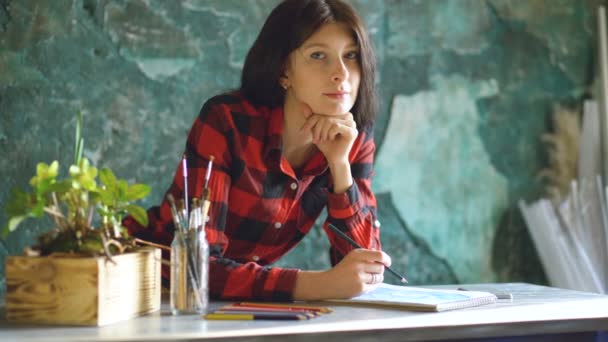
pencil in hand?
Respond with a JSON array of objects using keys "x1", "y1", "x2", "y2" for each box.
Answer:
[{"x1": 327, "y1": 223, "x2": 408, "y2": 284}]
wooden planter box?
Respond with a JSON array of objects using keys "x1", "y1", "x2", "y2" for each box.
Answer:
[{"x1": 5, "y1": 247, "x2": 162, "y2": 326}]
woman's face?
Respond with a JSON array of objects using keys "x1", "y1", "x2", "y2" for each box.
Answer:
[{"x1": 283, "y1": 22, "x2": 361, "y2": 116}]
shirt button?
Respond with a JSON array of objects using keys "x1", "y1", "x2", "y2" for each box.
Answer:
[
  {"x1": 290, "y1": 182, "x2": 298, "y2": 190},
  {"x1": 374, "y1": 220, "x2": 381, "y2": 228},
  {"x1": 252, "y1": 255, "x2": 260, "y2": 262},
  {"x1": 274, "y1": 222, "x2": 282, "y2": 229}
]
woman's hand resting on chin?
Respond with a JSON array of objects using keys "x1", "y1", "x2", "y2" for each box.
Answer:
[{"x1": 299, "y1": 104, "x2": 358, "y2": 166}]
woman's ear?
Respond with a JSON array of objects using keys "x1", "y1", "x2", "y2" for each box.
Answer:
[{"x1": 279, "y1": 75, "x2": 290, "y2": 90}]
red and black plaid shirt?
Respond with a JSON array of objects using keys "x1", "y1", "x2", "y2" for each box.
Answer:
[{"x1": 124, "y1": 92, "x2": 380, "y2": 301}]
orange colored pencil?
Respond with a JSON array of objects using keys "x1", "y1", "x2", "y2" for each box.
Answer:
[
  {"x1": 234, "y1": 302, "x2": 332, "y2": 313},
  {"x1": 219, "y1": 305, "x2": 320, "y2": 316}
]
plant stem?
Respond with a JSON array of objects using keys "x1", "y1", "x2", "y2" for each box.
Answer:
[
  {"x1": 43, "y1": 207, "x2": 66, "y2": 229},
  {"x1": 87, "y1": 206, "x2": 94, "y2": 228},
  {"x1": 50, "y1": 193, "x2": 69, "y2": 230}
]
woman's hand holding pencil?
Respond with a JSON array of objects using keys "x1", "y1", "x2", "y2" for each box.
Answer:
[
  {"x1": 325, "y1": 248, "x2": 391, "y2": 293},
  {"x1": 327, "y1": 223, "x2": 408, "y2": 284},
  {"x1": 293, "y1": 248, "x2": 391, "y2": 300},
  {"x1": 293, "y1": 223, "x2": 407, "y2": 301}
]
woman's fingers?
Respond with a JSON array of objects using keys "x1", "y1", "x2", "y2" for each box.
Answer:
[
  {"x1": 305, "y1": 113, "x2": 356, "y2": 142},
  {"x1": 362, "y1": 262, "x2": 385, "y2": 275},
  {"x1": 323, "y1": 248, "x2": 391, "y2": 298},
  {"x1": 345, "y1": 249, "x2": 390, "y2": 286},
  {"x1": 378, "y1": 250, "x2": 392, "y2": 268},
  {"x1": 328, "y1": 122, "x2": 357, "y2": 141},
  {"x1": 367, "y1": 273, "x2": 384, "y2": 285},
  {"x1": 351, "y1": 248, "x2": 392, "y2": 268},
  {"x1": 300, "y1": 114, "x2": 321, "y2": 133},
  {"x1": 320, "y1": 119, "x2": 333, "y2": 141}
]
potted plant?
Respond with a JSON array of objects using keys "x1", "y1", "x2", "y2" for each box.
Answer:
[{"x1": 3, "y1": 112, "x2": 161, "y2": 326}]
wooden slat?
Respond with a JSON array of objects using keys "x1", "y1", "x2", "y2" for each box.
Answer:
[
  {"x1": 6, "y1": 248, "x2": 161, "y2": 326},
  {"x1": 98, "y1": 248, "x2": 162, "y2": 325}
]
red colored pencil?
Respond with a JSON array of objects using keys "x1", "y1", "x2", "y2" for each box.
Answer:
[
  {"x1": 218, "y1": 305, "x2": 319, "y2": 317},
  {"x1": 234, "y1": 302, "x2": 332, "y2": 313}
]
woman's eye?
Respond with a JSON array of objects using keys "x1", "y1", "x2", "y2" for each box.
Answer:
[
  {"x1": 310, "y1": 52, "x2": 325, "y2": 60},
  {"x1": 345, "y1": 51, "x2": 359, "y2": 60}
]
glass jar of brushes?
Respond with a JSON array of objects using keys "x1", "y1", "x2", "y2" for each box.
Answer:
[{"x1": 169, "y1": 195, "x2": 210, "y2": 315}]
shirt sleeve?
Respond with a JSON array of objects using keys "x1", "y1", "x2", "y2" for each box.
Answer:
[
  {"x1": 124, "y1": 96, "x2": 299, "y2": 301},
  {"x1": 322, "y1": 124, "x2": 381, "y2": 265}
]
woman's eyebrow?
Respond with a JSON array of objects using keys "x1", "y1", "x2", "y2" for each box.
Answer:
[{"x1": 300, "y1": 42, "x2": 359, "y2": 50}]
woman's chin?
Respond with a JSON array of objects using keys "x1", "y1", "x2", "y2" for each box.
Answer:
[{"x1": 314, "y1": 104, "x2": 353, "y2": 116}]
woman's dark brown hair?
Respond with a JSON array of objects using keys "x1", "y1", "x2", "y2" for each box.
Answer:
[{"x1": 240, "y1": 0, "x2": 377, "y2": 128}]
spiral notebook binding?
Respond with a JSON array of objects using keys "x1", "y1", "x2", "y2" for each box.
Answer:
[{"x1": 435, "y1": 294, "x2": 498, "y2": 312}]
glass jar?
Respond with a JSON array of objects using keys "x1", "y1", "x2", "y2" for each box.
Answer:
[{"x1": 170, "y1": 229, "x2": 208, "y2": 315}]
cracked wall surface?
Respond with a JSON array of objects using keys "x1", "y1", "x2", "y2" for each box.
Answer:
[{"x1": 0, "y1": 0, "x2": 599, "y2": 294}]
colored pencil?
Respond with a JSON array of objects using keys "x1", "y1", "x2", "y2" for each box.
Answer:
[
  {"x1": 212, "y1": 310, "x2": 315, "y2": 318},
  {"x1": 234, "y1": 302, "x2": 332, "y2": 313},
  {"x1": 204, "y1": 312, "x2": 309, "y2": 320},
  {"x1": 217, "y1": 306, "x2": 318, "y2": 317}
]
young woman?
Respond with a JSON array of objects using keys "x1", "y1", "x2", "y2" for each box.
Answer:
[{"x1": 125, "y1": 0, "x2": 390, "y2": 301}]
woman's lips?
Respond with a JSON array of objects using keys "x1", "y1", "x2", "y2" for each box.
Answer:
[{"x1": 324, "y1": 92, "x2": 349, "y2": 99}]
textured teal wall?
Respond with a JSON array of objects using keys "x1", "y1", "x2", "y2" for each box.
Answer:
[{"x1": 0, "y1": 0, "x2": 598, "y2": 295}]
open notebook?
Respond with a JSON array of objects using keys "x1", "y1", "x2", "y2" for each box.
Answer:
[{"x1": 328, "y1": 283, "x2": 497, "y2": 312}]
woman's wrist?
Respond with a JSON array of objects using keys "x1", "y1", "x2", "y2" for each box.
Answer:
[
  {"x1": 328, "y1": 159, "x2": 352, "y2": 194},
  {"x1": 293, "y1": 270, "x2": 330, "y2": 300}
]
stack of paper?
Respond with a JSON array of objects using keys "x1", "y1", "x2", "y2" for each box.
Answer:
[{"x1": 520, "y1": 100, "x2": 608, "y2": 294}]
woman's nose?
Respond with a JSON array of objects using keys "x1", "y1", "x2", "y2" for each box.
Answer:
[{"x1": 332, "y1": 58, "x2": 349, "y2": 82}]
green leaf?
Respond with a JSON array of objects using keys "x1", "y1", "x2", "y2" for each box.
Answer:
[
  {"x1": 77, "y1": 138, "x2": 84, "y2": 164},
  {"x1": 74, "y1": 111, "x2": 83, "y2": 164},
  {"x1": 80, "y1": 177, "x2": 97, "y2": 192},
  {"x1": 46, "y1": 180, "x2": 72, "y2": 193},
  {"x1": 97, "y1": 188, "x2": 114, "y2": 206},
  {"x1": 1, "y1": 224, "x2": 9, "y2": 239},
  {"x1": 99, "y1": 168, "x2": 118, "y2": 190},
  {"x1": 2, "y1": 215, "x2": 26, "y2": 238},
  {"x1": 125, "y1": 184, "x2": 151, "y2": 201},
  {"x1": 8, "y1": 215, "x2": 26, "y2": 231},
  {"x1": 69, "y1": 164, "x2": 80, "y2": 177},
  {"x1": 126, "y1": 204, "x2": 148, "y2": 227},
  {"x1": 5, "y1": 188, "x2": 30, "y2": 217},
  {"x1": 118, "y1": 180, "x2": 128, "y2": 199},
  {"x1": 89, "y1": 191, "x2": 101, "y2": 204},
  {"x1": 69, "y1": 158, "x2": 98, "y2": 191},
  {"x1": 30, "y1": 202, "x2": 46, "y2": 217},
  {"x1": 30, "y1": 161, "x2": 59, "y2": 187},
  {"x1": 97, "y1": 206, "x2": 111, "y2": 217}
]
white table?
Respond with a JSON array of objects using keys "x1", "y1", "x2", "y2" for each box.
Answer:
[{"x1": 2, "y1": 283, "x2": 608, "y2": 342}]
